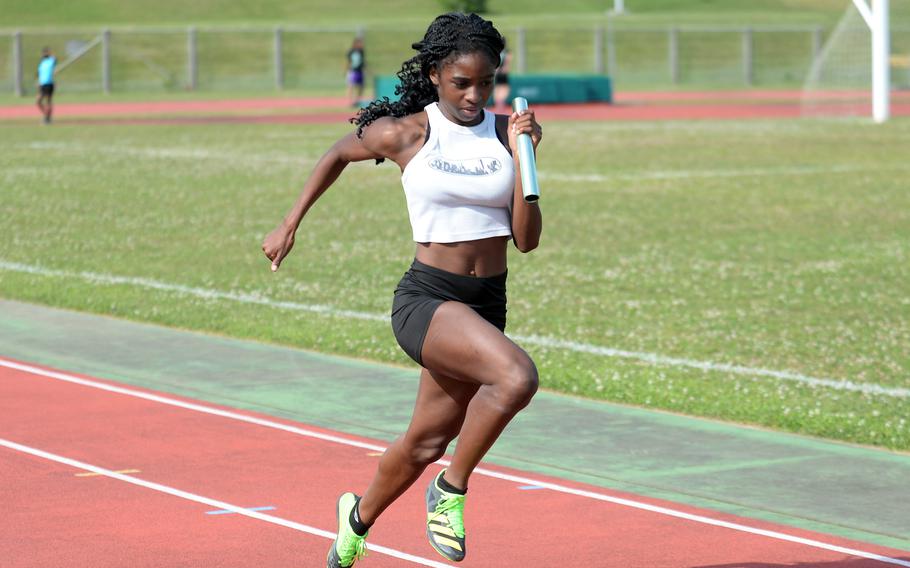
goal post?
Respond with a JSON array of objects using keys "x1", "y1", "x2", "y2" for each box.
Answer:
[
  {"x1": 802, "y1": 0, "x2": 890, "y2": 122},
  {"x1": 852, "y1": 0, "x2": 890, "y2": 122}
]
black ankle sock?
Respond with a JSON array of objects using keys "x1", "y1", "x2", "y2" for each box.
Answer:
[
  {"x1": 438, "y1": 473, "x2": 467, "y2": 495},
  {"x1": 349, "y1": 496, "x2": 370, "y2": 536}
]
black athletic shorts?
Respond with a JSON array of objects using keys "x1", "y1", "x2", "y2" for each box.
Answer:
[
  {"x1": 39, "y1": 83, "x2": 54, "y2": 96},
  {"x1": 495, "y1": 72, "x2": 509, "y2": 85},
  {"x1": 391, "y1": 258, "x2": 507, "y2": 366}
]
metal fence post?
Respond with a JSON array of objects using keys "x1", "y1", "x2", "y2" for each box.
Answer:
[
  {"x1": 516, "y1": 27, "x2": 527, "y2": 73},
  {"x1": 669, "y1": 27, "x2": 679, "y2": 84},
  {"x1": 742, "y1": 27, "x2": 753, "y2": 86},
  {"x1": 102, "y1": 28, "x2": 112, "y2": 93},
  {"x1": 607, "y1": 19, "x2": 616, "y2": 77},
  {"x1": 187, "y1": 26, "x2": 198, "y2": 90},
  {"x1": 594, "y1": 26, "x2": 605, "y2": 74},
  {"x1": 274, "y1": 27, "x2": 284, "y2": 90},
  {"x1": 13, "y1": 31, "x2": 23, "y2": 96}
]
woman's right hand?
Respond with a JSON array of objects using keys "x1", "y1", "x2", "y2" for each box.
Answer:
[{"x1": 261, "y1": 221, "x2": 296, "y2": 272}]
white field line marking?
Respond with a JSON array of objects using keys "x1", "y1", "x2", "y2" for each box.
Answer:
[
  {"x1": 18, "y1": 143, "x2": 910, "y2": 183},
  {"x1": 539, "y1": 163, "x2": 910, "y2": 183},
  {"x1": 0, "y1": 260, "x2": 387, "y2": 323},
  {"x1": 23, "y1": 141, "x2": 311, "y2": 167},
  {"x1": 514, "y1": 334, "x2": 909, "y2": 399},
  {"x1": 0, "y1": 438, "x2": 452, "y2": 568},
  {"x1": 2, "y1": 359, "x2": 909, "y2": 566},
  {"x1": 2, "y1": 259, "x2": 907, "y2": 399}
]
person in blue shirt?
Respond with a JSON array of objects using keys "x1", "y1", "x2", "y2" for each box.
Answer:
[{"x1": 36, "y1": 47, "x2": 57, "y2": 124}]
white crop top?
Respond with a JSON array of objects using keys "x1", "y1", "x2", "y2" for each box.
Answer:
[{"x1": 401, "y1": 102, "x2": 514, "y2": 243}]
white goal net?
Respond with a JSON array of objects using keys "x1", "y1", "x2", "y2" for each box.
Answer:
[{"x1": 801, "y1": 0, "x2": 892, "y2": 121}]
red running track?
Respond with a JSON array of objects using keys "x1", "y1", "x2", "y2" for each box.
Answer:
[
  {"x1": 3, "y1": 91, "x2": 910, "y2": 124},
  {"x1": 1, "y1": 358, "x2": 908, "y2": 568},
  {"x1": 13, "y1": 101, "x2": 910, "y2": 126},
  {"x1": 0, "y1": 96, "x2": 350, "y2": 119}
]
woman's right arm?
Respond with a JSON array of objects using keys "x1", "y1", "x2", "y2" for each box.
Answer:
[{"x1": 261, "y1": 118, "x2": 411, "y2": 271}]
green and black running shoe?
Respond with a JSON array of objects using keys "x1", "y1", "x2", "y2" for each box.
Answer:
[
  {"x1": 327, "y1": 493, "x2": 368, "y2": 568},
  {"x1": 425, "y1": 469, "x2": 466, "y2": 562}
]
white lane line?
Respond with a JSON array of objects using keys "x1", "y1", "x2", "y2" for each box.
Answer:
[
  {"x1": 0, "y1": 358, "x2": 387, "y2": 453},
  {"x1": 2, "y1": 358, "x2": 909, "y2": 566},
  {"x1": 1, "y1": 259, "x2": 906, "y2": 398},
  {"x1": 0, "y1": 438, "x2": 452, "y2": 568}
]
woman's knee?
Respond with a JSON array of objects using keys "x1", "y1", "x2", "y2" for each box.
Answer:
[{"x1": 497, "y1": 355, "x2": 539, "y2": 410}]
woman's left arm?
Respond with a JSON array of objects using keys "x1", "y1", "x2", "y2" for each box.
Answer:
[{"x1": 508, "y1": 109, "x2": 543, "y2": 253}]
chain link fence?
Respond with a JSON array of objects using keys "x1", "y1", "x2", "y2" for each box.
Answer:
[{"x1": 3, "y1": 24, "x2": 908, "y2": 95}]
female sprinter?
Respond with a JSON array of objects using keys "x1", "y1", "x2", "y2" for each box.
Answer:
[{"x1": 261, "y1": 12, "x2": 542, "y2": 567}]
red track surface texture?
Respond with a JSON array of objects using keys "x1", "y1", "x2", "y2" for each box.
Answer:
[
  {"x1": 1, "y1": 360, "x2": 908, "y2": 567},
  {"x1": 2, "y1": 91, "x2": 909, "y2": 124}
]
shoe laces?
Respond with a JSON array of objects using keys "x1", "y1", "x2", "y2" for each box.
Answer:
[
  {"x1": 338, "y1": 531, "x2": 368, "y2": 564},
  {"x1": 430, "y1": 494, "x2": 465, "y2": 538}
]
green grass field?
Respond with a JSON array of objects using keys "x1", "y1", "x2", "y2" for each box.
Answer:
[{"x1": 1, "y1": 116, "x2": 908, "y2": 450}]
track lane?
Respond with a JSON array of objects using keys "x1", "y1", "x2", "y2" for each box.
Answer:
[{"x1": 2, "y1": 360, "x2": 908, "y2": 567}]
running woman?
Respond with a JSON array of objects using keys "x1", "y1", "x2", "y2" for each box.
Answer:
[
  {"x1": 261, "y1": 12, "x2": 543, "y2": 567},
  {"x1": 36, "y1": 47, "x2": 57, "y2": 124}
]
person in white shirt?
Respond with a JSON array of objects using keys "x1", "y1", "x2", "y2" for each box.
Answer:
[{"x1": 262, "y1": 12, "x2": 543, "y2": 567}]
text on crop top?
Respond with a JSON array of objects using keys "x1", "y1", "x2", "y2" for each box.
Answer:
[{"x1": 400, "y1": 102, "x2": 514, "y2": 243}]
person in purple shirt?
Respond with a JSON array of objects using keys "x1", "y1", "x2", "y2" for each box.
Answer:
[{"x1": 346, "y1": 37, "x2": 366, "y2": 107}]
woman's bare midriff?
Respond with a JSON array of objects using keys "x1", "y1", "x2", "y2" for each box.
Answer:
[{"x1": 414, "y1": 236, "x2": 509, "y2": 277}]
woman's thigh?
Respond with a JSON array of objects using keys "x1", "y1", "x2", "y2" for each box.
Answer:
[{"x1": 419, "y1": 301, "x2": 534, "y2": 387}]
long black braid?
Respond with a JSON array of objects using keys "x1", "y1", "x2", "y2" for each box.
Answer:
[{"x1": 351, "y1": 12, "x2": 504, "y2": 142}]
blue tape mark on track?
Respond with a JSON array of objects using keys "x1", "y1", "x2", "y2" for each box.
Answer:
[
  {"x1": 518, "y1": 485, "x2": 546, "y2": 490},
  {"x1": 206, "y1": 505, "x2": 276, "y2": 515}
]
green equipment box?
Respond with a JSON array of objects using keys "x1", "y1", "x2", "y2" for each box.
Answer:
[{"x1": 373, "y1": 74, "x2": 612, "y2": 105}]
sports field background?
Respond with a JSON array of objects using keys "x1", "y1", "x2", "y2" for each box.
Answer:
[
  {"x1": 2, "y1": 0, "x2": 910, "y2": 96},
  {"x1": 2, "y1": 1, "x2": 909, "y2": 453},
  {"x1": 0, "y1": 0, "x2": 885, "y2": 27}
]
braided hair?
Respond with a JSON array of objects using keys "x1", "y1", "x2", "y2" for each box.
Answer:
[{"x1": 352, "y1": 12, "x2": 504, "y2": 140}]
